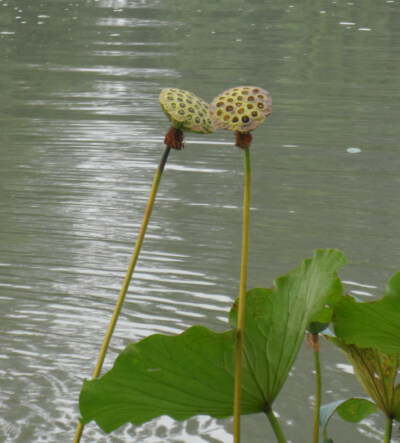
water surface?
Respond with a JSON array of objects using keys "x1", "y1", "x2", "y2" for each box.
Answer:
[{"x1": 1, "y1": 0, "x2": 400, "y2": 441}]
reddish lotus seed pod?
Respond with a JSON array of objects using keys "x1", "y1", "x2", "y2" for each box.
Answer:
[{"x1": 210, "y1": 86, "x2": 272, "y2": 149}]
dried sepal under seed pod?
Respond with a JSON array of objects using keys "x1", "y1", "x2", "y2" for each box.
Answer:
[
  {"x1": 159, "y1": 88, "x2": 214, "y2": 134},
  {"x1": 210, "y1": 86, "x2": 272, "y2": 133}
]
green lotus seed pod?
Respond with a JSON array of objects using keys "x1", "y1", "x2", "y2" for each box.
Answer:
[
  {"x1": 159, "y1": 88, "x2": 214, "y2": 134},
  {"x1": 210, "y1": 86, "x2": 272, "y2": 133}
]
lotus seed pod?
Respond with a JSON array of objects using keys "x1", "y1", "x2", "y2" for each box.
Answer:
[
  {"x1": 159, "y1": 88, "x2": 214, "y2": 134},
  {"x1": 210, "y1": 86, "x2": 272, "y2": 133}
]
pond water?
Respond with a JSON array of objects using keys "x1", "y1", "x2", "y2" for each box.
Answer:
[{"x1": 1, "y1": 0, "x2": 400, "y2": 442}]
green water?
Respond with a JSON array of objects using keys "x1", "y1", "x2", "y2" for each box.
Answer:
[{"x1": 1, "y1": 0, "x2": 400, "y2": 441}]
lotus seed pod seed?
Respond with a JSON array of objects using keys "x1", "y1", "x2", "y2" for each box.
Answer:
[
  {"x1": 210, "y1": 86, "x2": 272, "y2": 133},
  {"x1": 159, "y1": 88, "x2": 214, "y2": 134}
]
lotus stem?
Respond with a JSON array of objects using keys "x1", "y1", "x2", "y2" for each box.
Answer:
[
  {"x1": 210, "y1": 85, "x2": 271, "y2": 441},
  {"x1": 311, "y1": 333, "x2": 322, "y2": 443},
  {"x1": 265, "y1": 405, "x2": 287, "y2": 443},
  {"x1": 384, "y1": 416, "x2": 393, "y2": 443},
  {"x1": 73, "y1": 145, "x2": 171, "y2": 443},
  {"x1": 233, "y1": 146, "x2": 251, "y2": 443}
]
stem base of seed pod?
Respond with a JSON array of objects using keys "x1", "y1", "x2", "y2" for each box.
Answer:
[
  {"x1": 235, "y1": 131, "x2": 253, "y2": 150},
  {"x1": 164, "y1": 126, "x2": 184, "y2": 150},
  {"x1": 307, "y1": 332, "x2": 320, "y2": 352}
]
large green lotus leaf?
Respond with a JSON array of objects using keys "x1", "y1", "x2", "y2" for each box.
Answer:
[
  {"x1": 333, "y1": 272, "x2": 400, "y2": 355},
  {"x1": 79, "y1": 249, "x2": 346, "y2": 433},
  {"x1": 230, "y1": 249, "x2": 346, "y2": 402},
  {"x1": 326, "y1": 335, "x2": 400, "y2": 421},
  {"x1": 79, "y1": 327, "x2": 251, "y2": 433}
]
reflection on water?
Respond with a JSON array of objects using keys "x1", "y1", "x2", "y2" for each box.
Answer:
[{"x1": 1, "y1": 0, "x2": 400, "y2": 441}]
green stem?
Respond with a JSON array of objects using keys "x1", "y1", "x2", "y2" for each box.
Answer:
[
  {"x1": 233, "y1": 147, "x2": 251, "y2": 443},
  {"x1": 384, "y1": 416, "x2": 393, "y2": 443},
  {"x1": 265, "y1": 406, "x2": 287, "y2": 443},
  {"x1": 312, "y1": 333, "x2": 322, "y2": 443},
  {"x1": 73, "y1": 146, "x2": 171, "y2": 443}
]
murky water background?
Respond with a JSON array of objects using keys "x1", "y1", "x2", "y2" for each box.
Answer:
[{"x1": 1, "y1": 0, "x2": 400, "y2": 441}]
